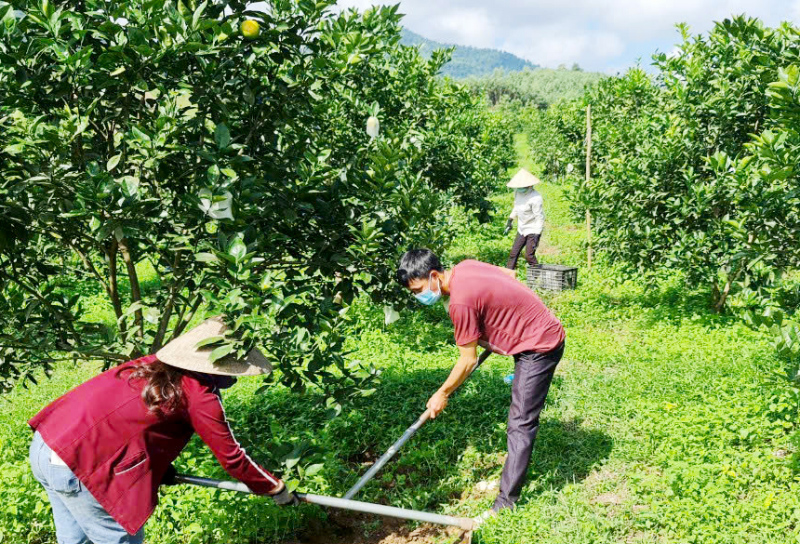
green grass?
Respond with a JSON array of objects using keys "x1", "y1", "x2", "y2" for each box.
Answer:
[{"x1": 2, "y1": 136, "x2": 799, "y2": 543}]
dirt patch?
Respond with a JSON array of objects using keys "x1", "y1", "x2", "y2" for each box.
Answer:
[
  {"x1": 537, "y1": 245, "x2": 560, "y2": 257},
  {"x1": 348, "y1": 449, "x2": 380, "y2": 465},
  {"x1": 457, "y1": 479, "x2": 500, "y2": 503},
  {"x1": 285, "y1": 513, "x2": 470, "y2": 544},
  {"x1": 626, "y1": 530, "x2": 659, "y2": 543},
  {"x1": 585, "y1": 467, "x2": 630, "y2": 511},
  {"x1": 592, "y1": 492, "x2": 624, "y2": 505}
]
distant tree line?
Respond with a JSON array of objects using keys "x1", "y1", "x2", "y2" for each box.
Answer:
[{"x1": 465, "y1": 67, "x2": 605, "y2": 109}]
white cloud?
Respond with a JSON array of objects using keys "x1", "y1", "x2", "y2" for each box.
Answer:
[
  {"x1": 792, "y1": 0, "x2": 800, "y2": 21},
  {"x1": 437, "y1": 7, "x2": 496, "y2": 48},
  {"x1": 501, "y1": 22, "x2": 625, "y2": 68},
  {"x1": 334, "y1": 0, "x2": 798, "y2": 71}
]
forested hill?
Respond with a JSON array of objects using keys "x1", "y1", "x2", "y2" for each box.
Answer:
[
  {"x1": 467, "y1": 67, "x2": 606, "y2": 108},
  {"x1": 401, "y1": 29, "x2": 537, "y2": 78}
]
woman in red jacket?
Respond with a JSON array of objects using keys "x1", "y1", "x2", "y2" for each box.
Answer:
[{"x1": 28, "y1": 317, "x2": 297, "y2": 544}]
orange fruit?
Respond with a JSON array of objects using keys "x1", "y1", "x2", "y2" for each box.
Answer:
[{"x1": 240, "y1": 20, "x2": 260, "y2": 39}]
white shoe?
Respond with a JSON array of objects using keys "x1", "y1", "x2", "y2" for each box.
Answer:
[
  {"x1": 475, "y1": 480, "x2": 499, "y2": 492},
  {"x1": 472, "y1": 508, "x2": 497, "y2": 529}
]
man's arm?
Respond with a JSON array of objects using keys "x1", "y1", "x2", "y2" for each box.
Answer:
[{"x1": 426, "y1": 341, "x2": 478, "y2": 419}]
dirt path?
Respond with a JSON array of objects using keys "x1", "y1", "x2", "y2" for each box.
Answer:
[{"x1": 285, "y1": 513, "x2": 470, "y2": 544}]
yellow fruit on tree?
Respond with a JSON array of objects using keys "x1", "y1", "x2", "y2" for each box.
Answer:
[{"x1": 240, "y1": 20, "x2": 260, "y2": 39}]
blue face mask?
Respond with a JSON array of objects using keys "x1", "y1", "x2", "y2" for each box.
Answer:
[
  {"x1": 515, "y1": 188, "x2": 529, "y2": 194},
  {"x1": 415, "y1": 275, "x2": 442, "y2": 306}
]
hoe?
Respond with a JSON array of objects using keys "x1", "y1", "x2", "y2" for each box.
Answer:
[{"x1": 176, "y1": 349, "x2": 492, "y2": 540}]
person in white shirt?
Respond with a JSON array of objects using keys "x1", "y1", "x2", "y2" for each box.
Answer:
[{"x1": 504, "y1": 169, "x2": 545, "y2": 270}]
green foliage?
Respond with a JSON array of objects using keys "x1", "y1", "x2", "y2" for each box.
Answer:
[
  {"x1": 4, "y1": 157, "x2": 800, "y2": 543},
  {"x1": 0, "y1": 0, "x2": 513, "y2": 393},
  {"x1": 523, "y1": 18, "x2": 800, "y2": 473},
  {"x1": 526, "y1": 17, "x2": 800, "y2": 313},
  {"x1": 467, "y1": 67, "x2": 605, "y2": 109},
  {"x1": 400, "y1": 29, "x2": 537, "y2": 79},
  {"x1": 526, "y1": 96, "x2": 590, "y2": 177}
]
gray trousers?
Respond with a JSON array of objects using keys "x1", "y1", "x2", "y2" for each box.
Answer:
[{"x1": 493, "y1": 341, "x2": 564, "y2": 511}]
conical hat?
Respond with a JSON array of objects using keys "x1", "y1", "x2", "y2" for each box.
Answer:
[
  {"x1": 507, "y1": 168, "x2": 542, "y2": 188},
  {"x1": 156, "y1": 316, "x2": 272, "y2": 377}
]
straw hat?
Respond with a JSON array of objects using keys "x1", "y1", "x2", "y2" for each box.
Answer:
[
  {"x1": 507, "y1": 168, "x2": 542, "y2": 189},
  {"x1": 156, "y1": 316, "x2": 272, "y2": 376}
]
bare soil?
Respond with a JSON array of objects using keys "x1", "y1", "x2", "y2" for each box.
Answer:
[{"x1": 285, "y1": 512, "x2": 470, "y2": 544}]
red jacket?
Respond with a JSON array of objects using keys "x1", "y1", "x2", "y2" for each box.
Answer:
[{"x1": 28, "y1": 355, "x2": 281, "y2": 534}]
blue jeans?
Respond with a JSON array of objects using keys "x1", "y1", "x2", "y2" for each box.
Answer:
[{"x1": 29, "y1": 431, "x2": 145, "y2": 544}]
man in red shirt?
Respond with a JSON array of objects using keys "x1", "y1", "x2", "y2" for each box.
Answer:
[{"x1": 396, "y1": 249, "x2": 565, "y2": 519}]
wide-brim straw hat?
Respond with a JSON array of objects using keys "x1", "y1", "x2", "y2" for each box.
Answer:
[
  {"x1": 507, "y1": 168, "x2": 542, "y2": 189},
  {"x1": 156, "y1": 316, "x2": 272, "y2": 377}
]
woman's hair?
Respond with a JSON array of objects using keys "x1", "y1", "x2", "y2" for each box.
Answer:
[
  {"x1": 396, "y1": 249, "x2": 444, "y2": 287},
  {"x1": 118, "y1": 359, "x2": 186, "y2": 417}
]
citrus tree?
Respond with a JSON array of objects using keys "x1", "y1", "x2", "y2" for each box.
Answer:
[
  {"x1": 528, "y1": 17, "x2": 800, "y2": 312},
  {"x1": 0, "y1": 0, "x2": 513, "y2": 393}
]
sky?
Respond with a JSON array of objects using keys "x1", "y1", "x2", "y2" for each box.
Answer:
[{"x1": 335, "y1": 0, "x2": 800, "y2": 73}]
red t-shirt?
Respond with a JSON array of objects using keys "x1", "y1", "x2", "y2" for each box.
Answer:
[{"x1": 448, "y1": 260, "x2": 565, "y2": 355}]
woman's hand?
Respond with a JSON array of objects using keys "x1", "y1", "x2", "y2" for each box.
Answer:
[
  {"x1": 269, "y1": 480, "x2": 300, "y2": 506},
  {"x1": 161, "y1": 464, "x2": 178, "y2": 486}
]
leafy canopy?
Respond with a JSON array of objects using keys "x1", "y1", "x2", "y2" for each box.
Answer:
[{"x1": 0, "y1": 0, "x2": 514, "y2": 394}]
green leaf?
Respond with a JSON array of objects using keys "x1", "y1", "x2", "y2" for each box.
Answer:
[
  {"x1": 209, "y1": 343, "x2": 234, "y2": 363},
  {"x1": 207, "y1": 165, "x2": 220, "y2": 184},
  {"x1": 122, "y1": 301, "x2": 144, "y2": 318},
  {"x1": 214, "y1": 123, "x2": 231, "y2": 149},
  {"x1": 191, "y1": 1, "x2": 207, "y2": 31},
  {"x1": 195, "y1": 335, "x2": 226, "y2": 348},
  {"x1": 121, "y1": 176, "x2": 139, "y2": 197},
  {"x1": 144, "y1": 307, "x2": 160, "y2": 324},
  {"x1": 131, "y1": 126, "x2": 150, "y2": 143},
  {"x1": 106, "y1": 154, "x2": 121, "y2": 172},
  {"x1": 195, "y1": 252, "x2": 218, "y2": 263},
  {"x1": 228, "y1": 239, "x2": 247, "y2": 262},
  {"x1": 305, "y1": 463, "x2": 324, "y2": 476}
]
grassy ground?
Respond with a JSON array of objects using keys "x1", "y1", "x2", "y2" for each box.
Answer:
[{"x1": 2, "y1": 136, "x2": 799, "y2": 543}]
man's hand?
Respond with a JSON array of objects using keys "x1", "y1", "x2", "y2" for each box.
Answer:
[
  {"x1": 427, "y1": 342, "x2": 478, "y2": 419},
  {"x1": 500, "y1": 268, "x2": 517, "y2": 279},
  {"x1": 427, "y1": 390, "x2": 449, "y2": 419},
  {"x1": 270, "y1": 481, "x2": 300, "y2": 506}
]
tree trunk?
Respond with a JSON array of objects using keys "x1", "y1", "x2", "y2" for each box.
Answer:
[
  {"x1": 116, "y1": 237, "x2": 144, "y2": 340},
  {"x1": 106, "y1": 241, "x2": 128, "y2": 342}
]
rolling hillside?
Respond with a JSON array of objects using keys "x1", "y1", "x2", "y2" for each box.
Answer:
[{"x1": 401, "y1": 29, "x2": 537, "y2": 79}]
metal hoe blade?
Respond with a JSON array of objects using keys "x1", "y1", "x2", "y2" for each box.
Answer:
[
  {"x1": 175, "y1": 474, "x2": 474, "y2": 531},
  {"x1": 343, "y1": 349, "x2": 492, "y2": 500}
]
